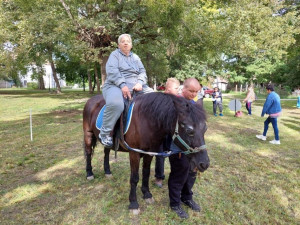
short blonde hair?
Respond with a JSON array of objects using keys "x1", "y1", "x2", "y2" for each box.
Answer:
[{"x1": 166, "y1": 78, "x2": 180, "y2": 88}]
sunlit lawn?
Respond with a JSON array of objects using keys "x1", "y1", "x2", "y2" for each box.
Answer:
[{"x1": 0, "y1": 89, "x2": 299, "y2": 224}]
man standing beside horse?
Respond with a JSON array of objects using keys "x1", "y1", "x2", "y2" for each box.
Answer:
[
  {"x1": 168, "y1": 78, "x2": 206, "y2": 219},
  {"x1": 154, "y1": 78, "x2": 181, "y2": 188}
]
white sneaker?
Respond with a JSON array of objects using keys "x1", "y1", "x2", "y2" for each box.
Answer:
[
  {"x1": 256, "y1": 135, "x2": 266, "y2": 141},
  {"x1": 269, "y1": 140, "x2": 280, "y2": 145}
]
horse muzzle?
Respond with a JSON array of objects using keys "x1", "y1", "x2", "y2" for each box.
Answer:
[
  {"x1": 197, "y1": 160, "x2": 210, "y2": 172},
  {"x1": 190, "y1": 149, "x2": 210, "y2": 172}
]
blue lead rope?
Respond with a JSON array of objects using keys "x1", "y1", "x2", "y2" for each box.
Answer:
[
  {"x1": 123, "y1": 141, "x2": 181, "y2": 157},
  {"x1": 122, "y1": 119, "x2": 206, "y2": 156}
]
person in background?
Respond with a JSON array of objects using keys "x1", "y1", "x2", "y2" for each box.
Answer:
[
  {"x1": 168, "y1": 78, "x2": 202, "y2": 219},
  {"x1": 256, "y1": 84, "x2": 282, "y2": 145},
  {"x1": 154, "y1": 78, "x2": 180, "y2": 188},
  {"x1": 196, "y1": 83, "x2": 205, "y2": 107},
  {"x1": 212, "y1": 87, "x2": 223, "y2": 116},
  {"x1": 99, "y1": 34, "x2": 153, "y2": 147},
  {"x1": 243, "y1": 86, "x2": 256, "y2": 115}
]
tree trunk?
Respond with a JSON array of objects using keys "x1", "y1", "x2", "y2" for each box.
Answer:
[
  {"x1": 92, "y1": 74, "x2": 96, "y2": 92},
  {"x1": 145, "y1": 52, "x2": 153, "y2": 87},
  {"x1": 82, "y1": 75, "x2": 85, "y2": 91},
  {"x1": 94, "y1": 63, "x2": 100, "y2": 93},
  {"x1": 99, "y1": 55, "x2": 108, "y2": 87},
  {"x1": 88, "y1": 68, "x2": 93, "y2": 94},
  {"x1": 49, "y1": 56, "x2": 61, "y2": 93},
  {"x1": 38, "y1": 74, "x2": 45, "y2": 90}
]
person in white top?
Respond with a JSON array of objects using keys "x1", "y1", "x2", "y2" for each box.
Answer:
[{"x1": 196, "y1": 84, "x2": 205, "y2": 107}]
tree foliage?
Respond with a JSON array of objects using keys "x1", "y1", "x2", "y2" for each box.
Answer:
[{"x1": 0, "y1": 0, "x2": 299, "y2": 90}]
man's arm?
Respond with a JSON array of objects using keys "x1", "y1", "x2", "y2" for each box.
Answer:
[{"x1": 261, "y1": 95, "x2": 273, "y2": 117}]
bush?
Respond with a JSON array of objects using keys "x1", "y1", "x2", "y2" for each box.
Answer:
[{"x1": 27, "y1": 82, "x2": 38, "y2": 89}]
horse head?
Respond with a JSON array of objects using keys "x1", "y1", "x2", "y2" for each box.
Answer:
[
  {"x1": 136, "y1": 92, "x2": 210, "y2": 172},
  {"x1": 173, "y1": 97, "x2": 210, "y2": 172}
]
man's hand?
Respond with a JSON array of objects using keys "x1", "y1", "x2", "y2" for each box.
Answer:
[
  {"x1": 133, "y1": 83, "x2": 142, "y2": 92},
  {"x1": 121, "y1": 86, "x2": 132, "y2": 100}
]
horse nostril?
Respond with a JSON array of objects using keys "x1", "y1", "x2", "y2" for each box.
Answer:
[{"x1": 200, "y1": 163, "x2": 209, "y2": 170}]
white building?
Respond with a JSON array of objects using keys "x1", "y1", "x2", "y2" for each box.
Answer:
[
  {"x1": 20, "y1": 63, "x2": 66, "y2": 88},
  {"x1": 213, "y1": 77, "x2": 228, "y2": 91}
]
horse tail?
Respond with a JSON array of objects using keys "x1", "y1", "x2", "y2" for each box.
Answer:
[{"x1": 91, "y1": 134, "x2": 97, "y2": 153}]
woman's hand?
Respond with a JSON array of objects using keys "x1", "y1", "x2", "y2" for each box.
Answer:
[
  {"x1": 133, "y1": 83, "x2": 142, "y2": 92},
  {"x1": 121, "y1": 86, "x2": 132, "y2": 100}
]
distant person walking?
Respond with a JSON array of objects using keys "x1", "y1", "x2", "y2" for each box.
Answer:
[
  {"x1": 256, "y1": 84, "x2": 282, "y2": 145},
  {"x1": 243, "y1": 86, "x2": 256, "y2": 115}
]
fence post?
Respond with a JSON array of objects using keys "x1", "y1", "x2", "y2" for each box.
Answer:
[{"x1": 30, "y1": 109, "x2": 33, "y2": 141}]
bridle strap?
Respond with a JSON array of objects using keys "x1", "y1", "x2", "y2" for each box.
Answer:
[
  {"x1": 121, "y1": 119, "x2": 206, "y2": 156},
  {"x1": 172, "y1": 119, "x2": 206, "y2": 155}
]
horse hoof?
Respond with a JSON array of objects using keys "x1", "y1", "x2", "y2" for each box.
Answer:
[
  {"x1": 86, "y1": 175, "x2": 94, "y2": 180},
  {"x1": 105, "y1": 174, "x2": 113, "y2": 178},
  {"x1": 130, "y1": 208, "x2": 140, "y2": 215},
  {"x1": 145, "y1": 197, "x2": 155, "y2": 204}
]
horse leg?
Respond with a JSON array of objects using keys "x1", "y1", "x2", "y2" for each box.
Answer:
[
  {"x1": 84, "y1": 130, "x2": 96, "y2": 180},
  {"x1": 128, "y1": 152, "x2": 141, "y2": 214},
  {"x1": 141, "y1": 155, "x2": 154, "y2": 204},
  {"x1": 104, "y1": 147, "x2": 112, "y2": 177}
]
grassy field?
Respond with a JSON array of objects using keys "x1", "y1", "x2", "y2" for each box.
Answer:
[{"x1": 0, "y1": 89, "x2": 299, "y2": 224}]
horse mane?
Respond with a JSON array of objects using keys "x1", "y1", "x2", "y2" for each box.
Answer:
[{"x1": 135, "y1": 92, "x2": 206, "y2": 133}]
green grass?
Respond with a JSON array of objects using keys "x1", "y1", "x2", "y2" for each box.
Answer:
[{"x1": 0, "y1": 90, "x2": 299, "y2": 224}]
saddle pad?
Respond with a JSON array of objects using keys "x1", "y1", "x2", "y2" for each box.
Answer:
[
  {"x1": 96, "y1": 102, "x2": 135, "y2": 134},
  {"x1": 124, "y1": 102, "x2": 135, "y2": 135},
  {"x1": 96, "y1": 105, "x2": 106, "y2": 130}
]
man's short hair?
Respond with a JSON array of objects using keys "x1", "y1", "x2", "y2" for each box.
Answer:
[
  {"x1": 118, "y1": 34, "x2": 132, "y2": 44},
  {"x1": 266, "y1": 84, "x2": 274, "y2": 91},
  {"x1": 183, "y1": 78, "x2": 199, "y2": 88}
]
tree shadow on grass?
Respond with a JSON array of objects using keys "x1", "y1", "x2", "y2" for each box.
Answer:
[
  {"x1": 282, "y1": 122, "x2": 300, "y2": 132},
  {"x1": 0, "y1": 89, "x2": 98, "y2": 100},
  {"x1": 281, "y1": 117, "x2": 300, "y2": 132}
]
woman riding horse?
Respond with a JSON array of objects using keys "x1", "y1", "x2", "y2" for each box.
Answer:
[
  {"x1": 99, "y1": 33, "x2": 152, "y2": 147},
  {"x1": 83, "y1": 91, "x2": 210, "y2": 216}
]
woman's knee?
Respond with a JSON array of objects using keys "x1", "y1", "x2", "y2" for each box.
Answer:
[{"x1": 107, "y1": 99, "x2": 124, "y2": 113}]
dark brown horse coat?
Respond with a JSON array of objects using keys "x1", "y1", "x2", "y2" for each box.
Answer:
[{"x1": 83, "y1": 92, "x2": 209, "y2": 211}]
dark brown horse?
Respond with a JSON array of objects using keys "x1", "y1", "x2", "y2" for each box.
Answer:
[{"x1": 83, "y1": 92, "x2": 209, "y2": 214}]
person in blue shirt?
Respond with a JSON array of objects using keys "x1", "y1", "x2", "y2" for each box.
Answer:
[
  {"x1": 99, "y1": 34, "x2": 153, "y2": 147},
  {"x1": 256, "y1": 84, "x2": 282, "y2": 145}
]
